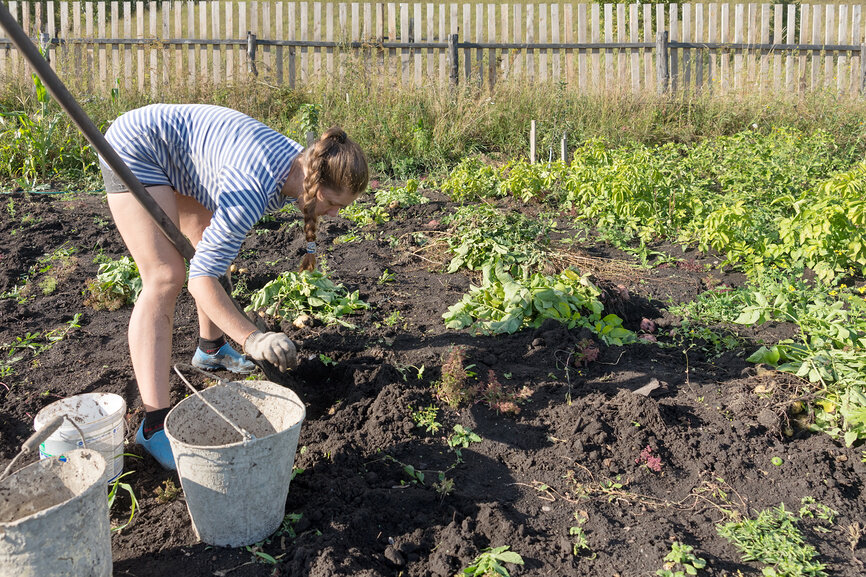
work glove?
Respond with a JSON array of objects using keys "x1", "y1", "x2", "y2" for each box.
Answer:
[{"x1": 243, "y1": 331, "x2": 297, "y2": 372}]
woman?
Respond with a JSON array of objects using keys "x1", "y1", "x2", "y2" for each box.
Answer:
[{"x1": 100, "y1": 103, "x2": 368, "y2": 469}]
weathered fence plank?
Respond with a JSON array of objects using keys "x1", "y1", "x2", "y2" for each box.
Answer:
[{"x1": 5, "y1": 2, "x2": 866, "y2": 97}]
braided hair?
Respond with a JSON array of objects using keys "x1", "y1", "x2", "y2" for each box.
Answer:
[{"x1": 299, "y1": 126, "x2": 368, "y2": 271}]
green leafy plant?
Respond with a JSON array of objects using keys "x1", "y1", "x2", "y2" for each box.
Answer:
[
  {"x1": 569, "y1": 512, "x2": 593, "y2": 557},
  {"x1": 377, "y1": 269, "x2": 396, "y2": 284},
  {"x1": 375, "y1": 178, "x2": 429, "y2": 208},
  {"x1": 442, "y1": 204, "x2": 551, "y2": 273},
  {"x1": 717, "y1": 503, "x2": 827, "y2": 577},
  {"x1": 383, "y1": 310, "x2": 403, "y2": 327},
  {"x1": 656, "y1": 542, "x2": 707, "y2": 577},
  {"x1": 439, "y1": 157, "x2": 500, "y2": 202},
  {"x1": 798, "y1": 497, "x2": 838, "y2": 533},
  {"x1": 246, "y1": 270, "x2": 369, "y2": 328},
  {"x1": 296, "y1": 103, "x2": 321, "y2": 137},
  {"x1": 84, "y1": 256, "x2": 142, "y2": 310},
  {"x1": 462, "y1": 546, "x2": 524, "y2": 577},
  {"x1": 277, "y1": 512, "x2": 305, "y2": 538},
  {"x1": 339, "y1": 202, "x2": 390, "y2": 226},
  {"x1": 447, "y1": 424, "x2": 482, "y2": 461},
  {"x1": 444, "y1": 265, "x2": 633, "y2": 345},
  {"x1": 733, "y1": 278, "x2": 866, "y2": 445}
]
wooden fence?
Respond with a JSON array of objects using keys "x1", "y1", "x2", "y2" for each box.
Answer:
[{"x1": 2, "y1": 2, "x2": 866, "y2": 97}]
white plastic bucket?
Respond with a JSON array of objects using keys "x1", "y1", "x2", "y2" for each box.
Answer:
[
  {"x1": 165, "y1": 379, "x2": 306, "y2": 547},
  {"x1": 33, "y1": 393, "x2": 127, "y2": 485},
  {"x1": 0, "y1": 449, "x2": 112, "y2": 577}
]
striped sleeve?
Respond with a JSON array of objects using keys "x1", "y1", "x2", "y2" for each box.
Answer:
[{"x1": 188, "y1": 167, "x2": 270, "y2": 279}]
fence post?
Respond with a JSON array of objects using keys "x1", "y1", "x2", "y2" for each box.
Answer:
[
  {"x1": 39, "y1": 31, "x2": 51, "y2": 65},
  {"x1": 560, "y1": 132, "x2": 567, "y2": 163},
  {"x1": 656, "y1": 31, "x2": 669, "y2": 94},
  {"x1": 861, "y1": 44, "x2": 866, "y2": 95},
  {"x1": 247, "y1": 31, "x2": 258, "y2": 77},
  {"x1": 448, "y1": 33, "x2": 459, "y2": 85}
]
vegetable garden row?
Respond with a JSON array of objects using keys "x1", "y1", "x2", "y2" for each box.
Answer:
[{"x1": 1, "y1": 120, "x2": 865, "y2": 575}]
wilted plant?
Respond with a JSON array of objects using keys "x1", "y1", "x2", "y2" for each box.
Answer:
[
  {"x1": 481, "y1": 370, "x2": 531, "y2": 415},
  {"x1": 154, "y1": 479, "x2": 181, "y2": 504},
  {"x1": 435, "y1": 346, "x2": 475, "y2": 409},
  {"x1": 636, "y1": 446, "x2": 663, "y2": 473},
  {"x1": 573, "y1": 338, "x2": 600, "y2": 367}
]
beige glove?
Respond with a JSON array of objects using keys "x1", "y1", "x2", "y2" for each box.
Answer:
[{"x1": 243, "y1": 331, "x2": 297, "y2": 372}]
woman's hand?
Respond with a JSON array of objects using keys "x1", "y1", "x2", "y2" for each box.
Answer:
[{"x1": 243, "y1": 331, "x2": 298, "y2": 372}]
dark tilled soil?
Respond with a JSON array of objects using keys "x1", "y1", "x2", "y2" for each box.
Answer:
[{"x1": 0, "y1": 190, "x2": 864, "y2": 577}]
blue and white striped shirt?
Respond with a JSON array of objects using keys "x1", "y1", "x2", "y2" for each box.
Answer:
[{"x1": 102, "y1": 104, "x2": 304, "y2": 279}]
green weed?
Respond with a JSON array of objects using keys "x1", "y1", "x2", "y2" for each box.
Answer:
[
  {"x1": 461, "y1": 546, "x2": 524, "y2": 577},
  {"x1": 108, "y1": 471, "x2": 138, "y2": 532},
  {"x1": 656, "y1": 542, "x2": 707, "y2": 577},
  {"x1": 410, "y1": 404, "x2": 442, "y2": 434},
  {"x1": 717, "y1": 503, "x2": 827, "y2": 577},
  {"x1": 447, "y1": 424, "x2": 482, "y2": 461}
]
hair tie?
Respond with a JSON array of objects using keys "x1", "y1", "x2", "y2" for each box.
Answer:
[{"x1": 306, "y1": 241, "x2": 317, "y2": 254}]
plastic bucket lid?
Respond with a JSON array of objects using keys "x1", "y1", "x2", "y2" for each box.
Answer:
[{"x1": 33, "y1": 393, "x2": 126, "y2": 484}]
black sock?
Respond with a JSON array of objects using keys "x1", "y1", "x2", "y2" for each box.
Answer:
[
  {"x1": 198, "y1": 335, "x2": 227, "y2": 355},
  {"x1": 142, "y1": 408, "x2": 171, "y2": 440}
]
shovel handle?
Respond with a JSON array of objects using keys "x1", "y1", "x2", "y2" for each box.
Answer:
[
  {"x1": 23, "y1": 415, "x2": 66, "y2": 453},
  {"x1": 0, "y1": 415, "x2": 88, "y2": 482}
]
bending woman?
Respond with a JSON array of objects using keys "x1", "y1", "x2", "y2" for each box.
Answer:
[{"x1": 100, "y1": 103, "x2": 368, "y2": 469}]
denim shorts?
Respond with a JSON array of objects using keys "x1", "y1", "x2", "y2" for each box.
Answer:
[{"x1": 99, "y1": 159, "x2": 164, "y2": 194}]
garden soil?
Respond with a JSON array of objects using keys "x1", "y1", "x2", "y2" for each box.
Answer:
[{"x1": 0, "y1": 189, "x2": 864, "y2": 577}]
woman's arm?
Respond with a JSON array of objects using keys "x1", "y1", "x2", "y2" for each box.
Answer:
[
  {"x1": 188, "y1": 275, "x2": 297, "y2": 371},
  {"x1": 187, "y1": 275, "x2": 258, "y2": 344}
]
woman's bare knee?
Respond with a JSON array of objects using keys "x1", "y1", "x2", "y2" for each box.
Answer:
[{"x1": 139, "y1": 261, "x2": 186, "y2": 299}]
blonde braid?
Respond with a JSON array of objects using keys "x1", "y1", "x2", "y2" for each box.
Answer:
[
  {"x1": 298, "y1": 126, "x2": 369, "y2": 271},
  {"x1": 299, "y1": 148, "x2": 323, "y2": 272}
]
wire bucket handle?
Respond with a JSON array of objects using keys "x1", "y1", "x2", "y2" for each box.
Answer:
[
  {"x1": 173, "y1": 364, "x2": 255, "y2": 443},
  {"x1": 0, "y1": 415, "x2": 87, "y2": 482}
]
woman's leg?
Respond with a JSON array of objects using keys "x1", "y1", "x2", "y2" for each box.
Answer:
[
  {"x1": 107, "y1": 186, "x2": 185, "y2": 412},
  {"x1": 175, "y1": 194, "x2": 222, "y2": 341}
]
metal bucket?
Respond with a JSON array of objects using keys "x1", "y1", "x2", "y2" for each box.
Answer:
[
  {"x1": 0, "y1": 445, "x2": 111, "y2": 577},
  {"x1": 164, "y1": 367, "x2": 306, "y2": 547}
]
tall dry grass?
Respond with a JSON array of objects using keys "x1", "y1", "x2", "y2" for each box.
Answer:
[{"x1": 2, "y1": 61, "x2": 866, "y2": 186}]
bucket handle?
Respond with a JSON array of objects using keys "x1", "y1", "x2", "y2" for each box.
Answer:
[
  {"x1": 176, "y1": 362, "x2": 306, "y2": 413},
  {"x1": 0, "y1": 415, "x2": 87, "y2": 482},
  {"x1": 172, "y1": 364, "x2": 255, "y2": 443}
]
